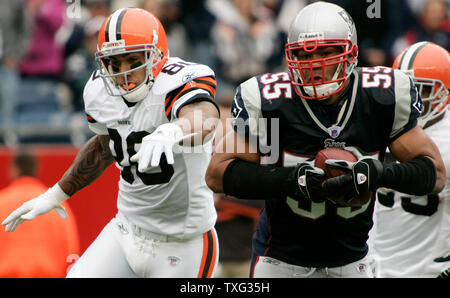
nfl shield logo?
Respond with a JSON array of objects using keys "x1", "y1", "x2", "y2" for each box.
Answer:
[
  {"x1": 168, "y1": 256, "x2": 180, "y2": 266},
  {"x1": 328, "y1": 126, "x2": 341, "y2": 138},
  {"x1": 358, "y1": 263, "x2": 366, "y2": 273}
]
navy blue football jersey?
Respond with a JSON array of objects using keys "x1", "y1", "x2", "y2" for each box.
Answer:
[{"x1": 230, "y1": 66, "x2": 422, "y2": 267}]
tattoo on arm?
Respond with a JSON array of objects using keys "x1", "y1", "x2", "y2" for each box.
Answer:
[{"x1": 59, "y1": 135, "x2": 114, "y2": 196}]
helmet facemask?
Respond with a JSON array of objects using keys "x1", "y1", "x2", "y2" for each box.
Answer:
[
  {"x1": 95, "y1": 34, "x2": 164, "y2": 102},
  {"x1": 285, "y1": 39, "x2": 358, "y2": 100},
  {"x1": 414, "y1": 77, "x2": 449, "y2": 128}
]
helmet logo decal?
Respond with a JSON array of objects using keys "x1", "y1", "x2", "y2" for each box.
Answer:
[{"x1": 337, "y1": 10, "x2": 355, "y2": 38}]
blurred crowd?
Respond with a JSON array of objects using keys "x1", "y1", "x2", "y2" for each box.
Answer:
[{"x1": 0, "y1": 0, "x2": 449, "y2": 146}]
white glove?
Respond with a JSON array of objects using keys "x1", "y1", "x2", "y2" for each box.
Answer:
[
  {"x1": 130, "y1": 123, "x2": 195, "y2": 172},
  {"x1": 2, "y1": 184, "x2": 69, "y2": 232}
]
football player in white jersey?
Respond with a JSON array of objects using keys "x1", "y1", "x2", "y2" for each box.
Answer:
[
  {"x1": 371, "y1": 42, "x2": 450, "y2": 278},
  {"x1": 1, "y1": 8, "x2": 220, "y2": 278}
]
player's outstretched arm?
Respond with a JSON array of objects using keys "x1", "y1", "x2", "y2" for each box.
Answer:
[
  {"x1": 175, "y1": 101, "x2": 220, "y2": 145},
  {"x1": 2, "y1": 135, "x2": 114, "y2": 232},
  {"x1": 206, "y1": 128, "x2": 324, "y2": 201},
  {"x1": 131, "y1": 101, "x2": 220, "y2": 172}
]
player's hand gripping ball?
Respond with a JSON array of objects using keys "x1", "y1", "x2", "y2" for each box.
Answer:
[{"x1": 315, "y1": 147, "x2": 372, "y2": 207}]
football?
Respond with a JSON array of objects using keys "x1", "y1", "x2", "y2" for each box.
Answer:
[
  {"x1": 314, "y1": 147, "x2": 357, "y2": 179},
  {"x1": 315, "y1": 147, "x2": 371, "y2": 207}
]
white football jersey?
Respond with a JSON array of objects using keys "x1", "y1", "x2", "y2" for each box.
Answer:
[
  {"x1": 83, "y1": 57, "x2": 218, "y2": 239},
  {"x1": 370, "y1": 114, "x2": 450, "y2": 278}
]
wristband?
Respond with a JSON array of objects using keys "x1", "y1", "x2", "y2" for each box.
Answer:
[{"x1": 48, "y1": 183, "x2": 70, "y2": 203}]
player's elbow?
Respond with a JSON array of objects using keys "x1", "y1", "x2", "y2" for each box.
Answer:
[
  {"x1": 205, "y1": 164, "x2": 223, "y2": 193},
  {"x1": 206, "y1": 157, "x2": 231, "y2": 193},
  {"x1": 432, "y1": 160, "x2": 447, "y2": 194}
]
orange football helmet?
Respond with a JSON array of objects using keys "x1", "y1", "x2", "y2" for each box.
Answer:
[
  {"x1": 95, "y1": 8, "x2": 168, "y2": 102},
  {"x1": 393, "y1": 42, "x2": 449, "y2": 128}
]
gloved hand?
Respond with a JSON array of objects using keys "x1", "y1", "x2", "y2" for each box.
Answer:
[
  {"x1": 291, "y1": 161, "x2": 327, "y2": 203},
  {"x1": 2, "y1": 184, "x2": 69, "y2": 232},
  {"x1": 322, "y1": 146, "x2": 384, "y2": 202},
  {"x1": 130, "y1": 123, "x2": 196, "y2": 172},
  {"x1": 437, "y1": 267, "x2": 450, "y2": 279}
]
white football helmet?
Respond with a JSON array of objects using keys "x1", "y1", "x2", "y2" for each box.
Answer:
[{"x1": 285, "y1": 1, "x2": 359, "y2": 100}]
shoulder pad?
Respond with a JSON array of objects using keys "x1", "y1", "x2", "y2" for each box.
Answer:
[
  {"x1": 358, "y1": 66, "x2": 416, "y2": 106},
  {"x1": 152, "y1": 57, "x2": 215, "y2": 95},
  {"x1": 238, "y1": 76, "x2": 262, "y2": 112},
  {"x1": 83, "y1": 71, "x2": 107, "y2": 118}
]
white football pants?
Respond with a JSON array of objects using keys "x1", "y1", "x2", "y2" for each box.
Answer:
[
  {"x1": 251, "y1": 255, "x2": 376, "y2": 278},
  {"x1": 67, "y1": 212, "x2": 218, "y2": 278}
]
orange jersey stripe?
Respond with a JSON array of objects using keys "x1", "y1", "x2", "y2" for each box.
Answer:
[
  {"x1": 165, "y1": 83, "x2": 192, "y2": 116},
  {"x1": 194, "y1": 82, "x2": 216, "y2": 98},
  {"x1": 206, "y1": 228, "x2": 218, "y2": 278},
  {"x1": 197, "y1": 229, "x2": 218, "y2": 278},
  {"x1": 165, "y1": 76, "x2": 217, "y2": 117}
]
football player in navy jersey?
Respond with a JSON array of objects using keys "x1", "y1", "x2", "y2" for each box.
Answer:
[{"x1": 206, "y1": 1, "x2": 446, "y2": 278}]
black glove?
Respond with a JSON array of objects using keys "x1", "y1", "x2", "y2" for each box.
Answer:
[
  {"x1": 289, "y1": 162, "x2": 327, "y2": 203},
  {"x1": 437, "y1": 267, "x2": 450, "y2": 279},
  {"x1": 322, "y1": 147, "x2": 384, "y2": 203}
]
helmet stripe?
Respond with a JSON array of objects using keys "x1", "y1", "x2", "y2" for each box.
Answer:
[
  {"x1": 104, "y1": 16, "x2": 111, "y2": 42},
  {"x1": 107, "y1": 8, "x2": 127, "y2": 42},
  {"x1": 398, "y1": 41, "x2": 428, "y2": 70},
  {"x1": 115, "y1": 8, "x2": 128, "y2": 41}
]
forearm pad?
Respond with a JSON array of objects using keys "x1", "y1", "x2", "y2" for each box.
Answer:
[
  {"x1": 381, "y1": 155, "x2": 436, "y2": 195},
  {"x1": 223, "y1": 159, "x2": 296, "y2": 200}
]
